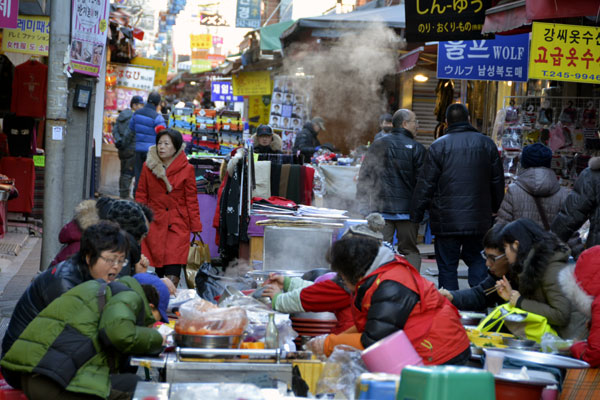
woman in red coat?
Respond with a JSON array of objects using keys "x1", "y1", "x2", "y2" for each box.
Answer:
[{"x1": 136, "y1": 128, "x2": 202, "y2": 286}]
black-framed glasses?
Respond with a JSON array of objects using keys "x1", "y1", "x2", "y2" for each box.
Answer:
[{"x1": 480, "y1": 250, "x2": 505, "y2": 263}]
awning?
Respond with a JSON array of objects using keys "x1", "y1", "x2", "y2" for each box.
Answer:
[
  {"x1": 397, "y1": 47, "x2": 422, "y2": 73},
  {"x1": 482, "y1": 0, "x2": 531, "y2": 35},
  {"x1": 526, "y1": 0, "x2": 600, "y2": 20},
  {"x1": 260, "y1": 20, "x2": 295, "y2": 52}
]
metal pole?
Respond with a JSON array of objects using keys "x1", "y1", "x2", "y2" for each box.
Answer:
[{"x1": 41, "y1": 0, "x2": 71, "y2": 270}]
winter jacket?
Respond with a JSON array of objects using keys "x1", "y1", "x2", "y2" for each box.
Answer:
[
  {"x1": 51, "y1": 200, "x2": 99, "y2": 266},
  {"x1": 515, "y1": 246, "x2": 588, "y2": 340},
  {"x1": 449, "y1": 274, "x2": 504, "y2": 312},
  {"x1": 559, "y1": 246, "x2": 600, "y2": 365},
  {"x1": 272, "y1": 276, "x2": 353, "y2": 334},
  {"x1": 129, "y1": 103, "x2": 165, "y2": 153},
  {"x1": 410, "y1": 121, "x2": 505, "y2": 236},
  {"x1": 136, "y1": 144, "x2": 202, "y2": 267},
  {"x1": 327, "y1": 246, "x2": 470, "y2": 364},
  {"x1": 113, "y1": 108, "x2": 135, "y2": 157},
  {"x1": 292, "y1": 123, "x2": 320, "y2": 161},
  {"x1": 1, "y1": 277, "x2": 163, "y2": 398},
  {"x1": 2, "y1": 256, "x2": 94, "y2": 357},
  {"x1": 251, "y1": 133, "x2": 282, "y2": 154},
  {"x1": 373, "y1": 130, "x2": 389, "y2": 141},
  {"x1": 552, "y1": 156, "x2": 600, "y2": 248},
  {"x1": 357, "y1": 127, "x2": 425, "y2": 214},
  {"x1": 496, "y1": 167, "x2": 568, "y2": 228}
]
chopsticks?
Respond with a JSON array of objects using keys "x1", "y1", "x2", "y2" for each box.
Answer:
[{"x1": 484, "y1": 286, "x2": 499, "y2": 296}]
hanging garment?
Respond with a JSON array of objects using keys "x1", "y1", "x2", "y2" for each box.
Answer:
[
  {"x1": 0, "y1": 55, "x2": 14, "y2": 111},
  {"x1": 3, "y1": 115, "x2": 35, "y2": 157},
  {"x1": 11, "y1": 60, "x2": 48, "y2": 118}
]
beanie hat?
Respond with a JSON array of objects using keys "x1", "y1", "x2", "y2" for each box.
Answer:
[
  {"x1": 96, "y1": 197, "x2": 116, "y2": 219},
  {"x1": 256, "y1": 124, "x2": 273, "y2": 136},
  {"x1": 344, "y1": 213, "x2": 385, "y2": 241},
  {"x1": 521, "y1": 143, "x2": 553, "y2": 169},
  {"x1": 106, "y1": 200, "x2": 148, "y2": 242},
  {"x1": 133, "y1": 273, "x2": 170, "y2": 322},
  {"x1": 147, "y1": 91, "x2": 162, "y2": 106}
]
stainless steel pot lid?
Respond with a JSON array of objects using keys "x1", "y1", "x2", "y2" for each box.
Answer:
[{"x1": 487, "y1": 348, "x2": 590, "y2": 369}]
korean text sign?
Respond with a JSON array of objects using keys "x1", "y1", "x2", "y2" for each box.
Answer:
[
  {"x1": 236, "y1": 0, "x2": 260, "y2": 29},
  {"x1": 405, "y1": 0, "x2": 491, "y2": 42},
  {"x1": 1, "y1": 15, "x2": 49, "y2": 56},
  {"x1": 70, "y1": 0, "x2": 110, "y2": 77},
  {"x1": 190, "y1": 34, "x2": 212, "y2": 49},
  {"x1": 437, "y1": 33, "x2": 529, "y2": 82},
  {"x1": 211, "y1": 82, "x2": 244, "y2": 102},
  {"x1": 111, "y1": 64, "x2": 156, "y2": 91},
  {"x1": 131, "y1": 57, "x2": 168, "y2": 86},
  {"x1": 232, "y1": 71, "x2": 272, "y2": 96},
  {"x1": 0, "y1": 0, "x2": 19, "y2": 29},
  {"x1": 529, "y1": 22, "x2": 600, "y2": 84}
]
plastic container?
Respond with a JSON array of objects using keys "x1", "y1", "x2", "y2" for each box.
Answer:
[
  {"x1": 484, "y1": 349, "x2": 505, "y2": 375},
  {"x1": 356, "y1": 372, "x2": 400, "y2": 400},
  {"x1": 361, "y1": 330, "x2": 423, "y2": 374},
  {"x1": 397, "y1": 366, "x2": 495, "y2": 400}
]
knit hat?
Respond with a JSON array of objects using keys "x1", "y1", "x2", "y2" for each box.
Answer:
[
  {"x1": 147, "y1": 91, "x2": 162, "y2": 106},
  {"x1": 312, "y1": 116, "x2": 326, "y2": 131},
  {"x1": 106, "y1": 200, "x2": 148, "y2": 242},
  {"x1": 256, "y1": 124, "x2": 273, "y2": 136},
  {"x1": 96, "y1": 197, "x2": 116, "y2": 219},
  {"x1": 133, "y1": 273, "x2": 170, "y2": 322},
  {"x1": 344, "y1": 213, "x2": 385, "y2": 241},
  {"x1": 521, "y1": 143, "x2": 553, "y2": 169}
]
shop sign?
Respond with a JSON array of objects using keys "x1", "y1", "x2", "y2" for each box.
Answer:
[
  {"x1": 1, "y1": 15, "x2": 49, "y2": 56},
  {"x1": 131, "y1": 56, "x2": 168, "y2": 86},
  {"x1": 235, "y1": 0, "x2": 260, "y2": 29},
  {"x1": 211, "y1": 81, "x2": 243, "y2": 102},
  {"x1": 111, "y1": 64, "x2": 156, "y2": 91},
  {"x1": 405, "y1": 0, "x2": 491, "y2": 42},
  {"x1": 213, "y1": 36, "x2": 223, "y2": 45},
  {"x1": 70, "y1": 0, "x2": 110, "y2": 77},
  {"x1": 190, "y1": 34, "x2": 212, "y2": 49},
  {"x1": 232, "y1": 71, "x2": 271, "y2": 96},
  {"x1": 529, "y1": 22, "x2": 600, "y2": 84},
  {"x1": 191, "y1": 59, "x2": 212, "y2": 73},
  {"x1": 437, "y1": 33, "x2": 529, "y2": 82},
  {"x1": 0, "y1": 0, "x2": 19, "y2": 29},
  {"x1": 248, "y1": 95, "x2": 271, "y2": 128}
]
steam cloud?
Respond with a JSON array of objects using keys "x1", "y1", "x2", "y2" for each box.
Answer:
[{"x1": 283, "y1": 23, "x2": 404, "y2": 151}]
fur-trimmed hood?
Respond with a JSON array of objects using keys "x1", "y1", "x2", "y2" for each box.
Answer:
[
  {"x1": 251, "y1": 133, "x2": 282, "y2": 152},
  {"x1": 517, "y1": 244, "x2": 570, "y2": 297},
  {"x1": 559, "y1": 265, "x2": 593, "y2": 317},
  {"x1": 560, "y1": 246, "x2": 600, "y2": 316},
  {"x1": 74, "y1": 199, "x2": 100, "y2": 230},
  {"x1": 590, "y1": 156, "x2": 600, "y2": 171},
  {"x1": 145, "y1": 143, "x2": 186, "y2": 193}
]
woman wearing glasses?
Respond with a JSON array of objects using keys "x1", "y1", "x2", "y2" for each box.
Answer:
[
  {"x1": 1, "y1": 221, "x2": 130, "y2": 388},
  {"x1": 495, "y1": 218, "x2": 588, "y2": 340},
  {"x1": 439, "y1": 224, "x2": 509, "y2": 312}
]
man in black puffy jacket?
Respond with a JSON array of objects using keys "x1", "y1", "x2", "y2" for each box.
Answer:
[
  {"x1": 357, "y1": 109, "x2": 425, "y2": 270},
  {"x1": 411, "y1": 104, "x2": 504, "y2": 290},
  {"x1": 292, "y1": 116, "x2": 325, "y2": 161},
  {"x1": 551, "y1": 156, "x2": 600, "y2": 252}
]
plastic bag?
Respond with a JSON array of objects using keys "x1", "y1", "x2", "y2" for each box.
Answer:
[
  {"x1": 541, "y1": 332, "x2": 573, "y2": 354},
  {"x1": 175, "y1": 299, "x2": 248, "y2": 336},
  {"x1": 316, "y1": 345, "x2": 368, "y2": 400},
  {"x1": 194, "y1": 263, "x2": 226, "y2": 303},
  {"x1": 167, "y1": 289, "x2": 198, "y2": 313}
]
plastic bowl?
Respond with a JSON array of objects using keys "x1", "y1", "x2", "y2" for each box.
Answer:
[{"x1": 361, "y1": 330, "x2": 423, "y2": 374}]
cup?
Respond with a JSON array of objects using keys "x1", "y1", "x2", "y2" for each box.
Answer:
[{"x1": 484, "y1": 349, "x2": 505, "y2": 375}]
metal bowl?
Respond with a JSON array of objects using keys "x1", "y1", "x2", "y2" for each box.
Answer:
[
  {"x1": 459, "y1": 312, "x2": 485, "y2": 326},
  {"x1": 174, "y1": 333, "x2": 242, "y2": 349},
  {"x1": 502, "y1": 337, "x2": 539, "y2": 349}
]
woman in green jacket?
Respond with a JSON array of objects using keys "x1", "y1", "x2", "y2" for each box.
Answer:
[{"x1": 0, "y1": 275, "x2": 165, "y2": 400}]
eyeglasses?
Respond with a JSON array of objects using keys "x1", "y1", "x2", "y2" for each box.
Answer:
[
  {"x1": 480, "y1": 250, "x2": 505, "y2": 263},
  {"x1": 99, "y1": 255, "x2": 128, "y2": 267}
]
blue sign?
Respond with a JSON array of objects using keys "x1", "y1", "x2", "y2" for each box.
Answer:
[
  {"x1": 211, "y1": 82, "x2": 244, "y2": 102},
  {"x1": 236, "y1": 0, "x2": 261, "y2": 29},
  {"x1": 437, "y1": 33, "x2": 530, "y2": 82}
]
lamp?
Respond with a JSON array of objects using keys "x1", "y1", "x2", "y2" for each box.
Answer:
[{"x1": 414, "y1": 73, "x2": 429, "y2": 82}]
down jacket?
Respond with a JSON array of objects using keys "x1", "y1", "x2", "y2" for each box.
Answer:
[
  {"x1": 292, "y1": 123, "x2": 320, "y2": 161},
  {"x1": 410, "y1": 121, "x2": 505, "y2": 236},
  {"x1": 136, "y1": 143, "x2": 202, "y2": 268},
  {"x1": 129, "y1": 103, "x2": 165, "y2": 153},
  {"x1": 51, "y1": 200, "x2": 99, "y2": 266},
  {"x1": 357, "y1": 127, "x2": 425, "y2": 214},
  {"x1": 560, "y1": 246, "x2": 600, "y2": 366},
  {"x1": 514, "y1": 246, "x2": 588, "y2": 340},
  {"x1": 1, "y1": 277, "x2": 163, "y2": 398},
  {"x1": 496, "y1": 167, "x2": 568, "y2": 228},
  {"x1": 551, "y1": 156, "x2": 600, "y2": 248},
  {"x1": 2, "y1": 256, "x2": 94, "y2": 358},
  {"x1": 112, "y1": 108, "x2": 135, "y2": 156}
]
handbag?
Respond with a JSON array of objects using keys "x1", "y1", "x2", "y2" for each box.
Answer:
[
  {"x1": 476, "y1": 303, "x2": 558, "y2": 343},
  {"x1": 184, "y1": 234, "x2": 211, "y2": 289}
]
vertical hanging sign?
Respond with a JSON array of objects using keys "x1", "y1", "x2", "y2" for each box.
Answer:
[
  {"x1": 235, "y1": 0, "x2": 260, "y2": 29},
  {"x1": 0, "y1": 0, "x2": 19, "y2": 29},
  {"x1": 70, "y1": 0, "x2": 110, "y2": 77}
]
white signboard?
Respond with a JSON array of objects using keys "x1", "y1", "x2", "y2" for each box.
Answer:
[{"x1": 112, "y1": 64, "x2": 156, "y2": 91}]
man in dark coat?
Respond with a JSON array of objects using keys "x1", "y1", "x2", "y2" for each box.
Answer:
[
  {"x1": 411, "y1": 103, "x2": 505, "y2": 290},
  {"x1": 113, "y1": 95, "x2": 144, "y2": 199},
  {"x1": 551, "y1": 156, "x2": 600, "y2": 253},
  {"x1": 373, "y1": 113, "x2": 393, "y2": 141},
  {"x1": 292, "y1": 116, "x2": 325, "y2": 161},
  {"x1": 357, "y1": 109, "x2": 425, "y2": 270}
]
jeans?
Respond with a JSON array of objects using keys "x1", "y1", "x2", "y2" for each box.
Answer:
[
  {"x1": 382, "y1": 220, "x2": 421, "y2": 271},
  {"x1": 434, "y1": 235, "x2": 488, "y2": 290},
  {"x1": 133, "y1": 151, "x2": 147, "y2": 196},
  {"x1": 118, "y1": 152, "x2": 135, "y2": 199}
]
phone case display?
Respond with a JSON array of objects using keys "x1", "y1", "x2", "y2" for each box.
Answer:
[{"x1": 270, "y1": 76, "x2": 311, "y2": 153}]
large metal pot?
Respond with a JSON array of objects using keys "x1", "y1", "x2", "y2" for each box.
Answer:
[{"x1": 173, "y1": 333, "x2": 242, "y2": 349}]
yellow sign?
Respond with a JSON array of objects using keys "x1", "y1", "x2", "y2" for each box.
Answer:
[
  {"x1": 530, "y1": 22, "x2": 600, "y2": 84},
  {"x1": 232, "y1": 71, "x2": 272, "y2": 96},
  {"x1": 190, "y1": 34, "x2": 212, "y2": 49},
  {"x1": 132, "y1": 57, "x2": 168, "y2": 86},
  {"x1": 248, "y1": 96, "x2": 271, "y2": 128},
  {"x1": 2, "y1": 15, "x2": 50, "y2": 56}
]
